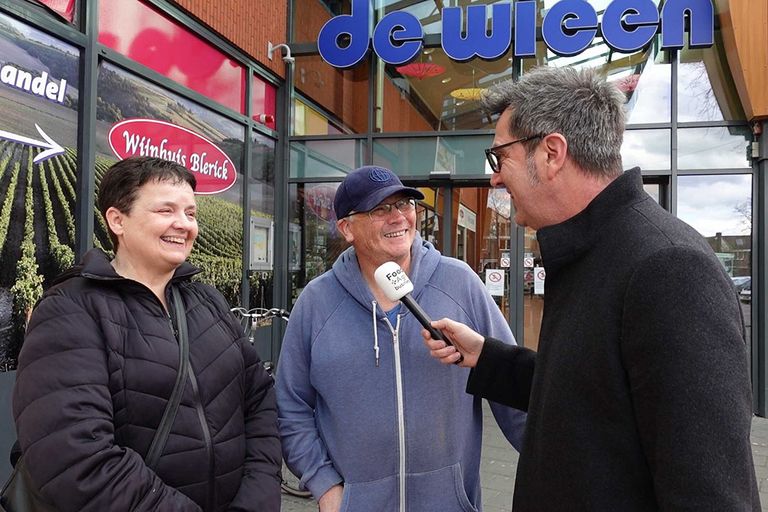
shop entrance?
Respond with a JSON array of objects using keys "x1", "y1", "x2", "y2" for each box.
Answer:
[{"x1": 412, "y1": 183, "x2": 544, "y2": 350}]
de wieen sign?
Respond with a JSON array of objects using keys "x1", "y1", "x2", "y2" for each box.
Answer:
[{"x1": 318, "y1": 0, "x2": 714, "y2": 68}]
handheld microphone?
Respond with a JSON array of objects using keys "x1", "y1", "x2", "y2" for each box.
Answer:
[{"x1": 374, "y1": 261, "x2": 452, "y2": 346}]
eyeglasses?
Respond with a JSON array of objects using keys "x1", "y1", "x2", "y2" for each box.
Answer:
[
  {"x1": 484, "y1": 134, "x2": 545, "y2": 173},
  {"x1": 349, "y1": 198, "x2": 417, "y2": 220}
]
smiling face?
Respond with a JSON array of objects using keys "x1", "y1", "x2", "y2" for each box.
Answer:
[
  {"x1": 338, "y1": 192, "x2": 417, "y2": 272},
  {"x1": 489, "y1": 109, "x2": 548, "y2": 229},
  {"x1": 106, "y1": 178, "x2": 198, "y2": 277}
]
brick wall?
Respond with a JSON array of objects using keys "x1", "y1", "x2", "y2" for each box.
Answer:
[{"x1": 171, "y1": 1, "x2": 288, "y2": 78}]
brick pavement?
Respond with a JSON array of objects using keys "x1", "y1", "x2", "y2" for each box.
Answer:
[{"x1": 281, "y1": 405, "x2": 768, "y2": 511}]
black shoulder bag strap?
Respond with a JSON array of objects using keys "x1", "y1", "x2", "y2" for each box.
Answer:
[{"x1": 145, "y1": 285, "x2": 190, "y2": 470}]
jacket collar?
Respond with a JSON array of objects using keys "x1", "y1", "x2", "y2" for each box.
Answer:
[
  {"x1": 55, "y1": 248, "x2": 201, "y2": 284},
  {"x1": 536, "y1": 168, "x2": 648, "y2": 274}
]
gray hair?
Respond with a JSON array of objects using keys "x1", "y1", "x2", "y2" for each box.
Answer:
[{"x1": 481, "y1": 66, "x2": 626, "y2": 179}]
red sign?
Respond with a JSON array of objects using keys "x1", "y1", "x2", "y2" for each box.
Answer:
[
  {"x1": 108, "y1": 118, "x2": 237, "y2": 195},
  {"x1": 37, "y1": 0, "x2": 75, "y2": 22},
  {"x1": 98, "y1": 0, "x2": 245, "y2": 113},
  {"x1": 304, "y1": 184, "x2": 338, "y2": 221}
]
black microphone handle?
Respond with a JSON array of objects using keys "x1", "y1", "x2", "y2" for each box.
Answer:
[{"x1": 400, "y1": 294, "x2": 453, "y2": 346}]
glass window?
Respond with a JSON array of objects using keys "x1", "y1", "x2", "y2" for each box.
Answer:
[
  {"x1": 289, "y1": 182, "x2": 348, "y2": 305},
  {"x1": 34, "y1": 0, "x2": 77, "y2": 24},
  {"x1": 678, "y1": 127, "x2": 752, "y2": 170},
  {"x1": 95, "y1": 62, "x2": 245, "y2": 305},
  {"x1": 98, "y1": 0, "x2": 246, "y2": 113},
  {"x1": 249, "y1": 131, "x2": 276, "y2": 310},
  {"x1": 377, "y1": 47, "x2": 514, "y2": 132},
  {"x1": 0, "y1": 13, "x2": 79, "y2": 370},
  {"x1": 373, "y1": 135, "x2": 492, "y2": 177},
  {"x1": 293, "y1": 55, "x2": 369, "y2": 135},
  {"x1": 252, "y1": 74, "x2": 277, "y2": 131},
  {"x1": 622, "y1": 129, "x2": 670, "y2": 171},
  {"x1": 290, "y1": 139, "x2": 366, "y2": 178},
  {"x1": 678, "y1": 32, "x2": 745, "y2": 122},
  {"x1": 677, "y1": 174, "x2": 752, "y2": 342}
]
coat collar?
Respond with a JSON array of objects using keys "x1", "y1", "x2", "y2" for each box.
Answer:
[
  {"x1": 536, "y1": 168, "x2": 648, "y2": 273},
  {"x1": 55, "y1": 248, "x2": 201, "y2": 284}
]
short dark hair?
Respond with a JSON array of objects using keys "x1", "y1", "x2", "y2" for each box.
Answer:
[
  {"x1": 98, "y1": 157, "x2": 196, "y2": 249},
  {"x1": 481, "y1": 67, "x2": 626, "y2": 179}
]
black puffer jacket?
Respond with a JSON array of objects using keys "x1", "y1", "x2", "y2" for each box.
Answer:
[{"x1": 13, "y1": 249, "x2": 281, "y2": 512}]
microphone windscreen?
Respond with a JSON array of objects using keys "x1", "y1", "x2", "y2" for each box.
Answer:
[{"x1": 374, "y1": 262, "x2": 414, "y2": 301}]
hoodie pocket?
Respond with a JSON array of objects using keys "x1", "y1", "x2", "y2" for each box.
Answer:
[
  {"x1": 407, "y1": 463, "x2": 478, "y2": 512},
  {"x1": 340, "y1": 474, "x2": 399, "y2": 512}
]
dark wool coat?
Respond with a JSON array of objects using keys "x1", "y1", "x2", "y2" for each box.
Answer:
[
  {"x1": 13, "y1": 249, "x2": 281, "y2": 512},
  {"x1": 468, "y1": 169, "x2": 759, "y2": 511}
]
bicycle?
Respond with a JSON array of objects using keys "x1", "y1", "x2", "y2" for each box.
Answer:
[{"x1": 229, "y1": 306, "x2": 312, "y2": 499}]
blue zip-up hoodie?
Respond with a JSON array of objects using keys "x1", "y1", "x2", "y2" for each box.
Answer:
[{"x1": 276, "y1": 235, "x2": 526, "y2": 512}]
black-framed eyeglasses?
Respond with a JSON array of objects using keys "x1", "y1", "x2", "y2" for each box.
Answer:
[
  {"x1": 348, "y1": 198, "x2": 417, "y2": 220},
  {"x1": 484, "y1": 134, "x2": 545, "y2": 173}
]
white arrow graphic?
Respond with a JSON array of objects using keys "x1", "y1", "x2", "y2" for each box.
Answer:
[{"x1": 0, "y1": 124, "x2": 65, "y2": 164}]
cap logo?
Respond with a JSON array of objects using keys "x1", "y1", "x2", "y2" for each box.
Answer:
[{"x1": 368, "y1": 167, "x2": 392, "y2": 183}]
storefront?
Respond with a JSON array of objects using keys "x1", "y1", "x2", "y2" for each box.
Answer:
[{"x1": 0, "y1": 0, "x2": 765, "y2": 441}]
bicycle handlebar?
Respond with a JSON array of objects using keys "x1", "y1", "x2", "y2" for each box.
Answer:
[{"x1": 230, "y1": 307, "x2": 290, "y2": 321}]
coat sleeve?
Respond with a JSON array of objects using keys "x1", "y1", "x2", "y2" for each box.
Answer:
[
  {"x1": 12, "y1": 290, "x2": 201, "y2": 512},
  {"x1": 275, "y1": 291, "x2": 343, "y2": 500},
  {"x1": 226, "y1": 317, "x2": 282, "y2": 511},
  {"x1": 463, "y1": 271, "x2": 529, "y2": 451},
  {"x1": 621, "y1": 245, "x2": 759, "y2": 509}
]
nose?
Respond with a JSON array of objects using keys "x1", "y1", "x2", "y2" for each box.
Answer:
[
  {"x1": 172, "y1": 212, "x2": 195, "y2": 230},
  {"x1": 489, "y1": 172, "x2": 502, "y2": 188}
]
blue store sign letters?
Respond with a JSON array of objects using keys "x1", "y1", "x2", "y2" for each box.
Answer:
[{"x1": 318, "y1": 0, "x2": 714, "y2": 68}]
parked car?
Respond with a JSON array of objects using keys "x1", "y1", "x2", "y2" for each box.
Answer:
[
  {"x1": 731, "y1": 276, "x2": 751, "y2": 293},
  {"x1": 739, "y1": 280, "x2": 751, "y2": 302}
]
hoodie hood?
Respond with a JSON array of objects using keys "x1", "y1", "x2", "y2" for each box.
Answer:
[{"x1": 331, "y1": 232, "x2": 441, "y2": 314}]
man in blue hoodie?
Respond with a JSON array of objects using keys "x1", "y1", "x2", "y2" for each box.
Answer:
[{"x1": 276, "y1": 165, "x2": 527, "y2": 512}]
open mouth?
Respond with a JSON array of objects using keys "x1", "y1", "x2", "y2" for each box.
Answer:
[
  {"x1": 161, "y1": 235, "x2": 186, "y2": 245},
  {"x1": 383, "y1": 230, "x2": 407, "y2": 239}
]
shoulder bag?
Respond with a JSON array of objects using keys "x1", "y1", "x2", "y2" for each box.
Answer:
[{"x1": 0, "y1": 286, "x2": 190, "y2": 512}]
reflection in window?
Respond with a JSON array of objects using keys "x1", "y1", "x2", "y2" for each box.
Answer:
[
  {"x1": 677, "y1": 174, "x2": 752, "y2": 342},
  {"x1": 678, "y1": 127, "x2": 751, "y2": 170},
  {"x1": 677, "y1": 174, "x2": 751, "y2": 242},
  {"x1": 377, "y1": 46, "x2": 513, "y2": 132},
  {"x1": 290, "y1": 140, "x2": 365, "y2": 179},
  {"x1": 372, "y1": 135, "x2": 492, "y2": 177},
  {"x1": 292, "y1": 55, "x2": 369, "y2": 135},
  {"x1": 622, "y1": 130, "x2": 670, "y2": 171},
  {"x1": 528, "y1": 34, "x2": 671, "y2": 124},
  {"x1": 289, "y1": 183, "x2": 348, "y2": 305},
  {"x1": 249, "y1": 132, "x2": 276, "y2": 310},
  {"x1": 678, "y1": 33, "x2": 745, "y2": 122}
]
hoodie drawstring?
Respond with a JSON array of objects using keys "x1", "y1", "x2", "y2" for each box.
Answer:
[{"x1": 372, "y1": 301, "x2": 380, "y2": 367}]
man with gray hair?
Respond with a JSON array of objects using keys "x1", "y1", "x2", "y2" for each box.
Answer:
[{"x1": 423, "y1": 66, "x2": 759, "y2": 510}]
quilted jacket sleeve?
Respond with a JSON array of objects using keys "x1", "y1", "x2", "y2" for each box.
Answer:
[
  {"x1": 222, "y1": 308, "x2": 281, "y2": 511},
  {"x1": 12, "y1": 290, "x2": 201, "y2": 512}
]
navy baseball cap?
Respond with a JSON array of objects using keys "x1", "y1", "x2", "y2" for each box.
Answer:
[{"x1": 334, "y1": 166, "x2": 424, "y2": 219}]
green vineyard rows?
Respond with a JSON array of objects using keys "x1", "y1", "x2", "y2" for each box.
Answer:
[{"x1": 0, "y1": 145, "x2": 253, "y2": 367}]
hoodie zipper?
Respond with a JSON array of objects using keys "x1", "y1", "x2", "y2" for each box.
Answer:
[{"x1": 389, "y1": 315, "x2": 407, "y2": 512}]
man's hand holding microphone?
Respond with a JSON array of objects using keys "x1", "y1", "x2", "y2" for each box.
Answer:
[{"x1": 374, "y1": 261, "x2": 484, "y2": 367}]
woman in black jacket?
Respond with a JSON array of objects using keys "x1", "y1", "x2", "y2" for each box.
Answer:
[{"x1": 12, "y1": 156, "x2": 281, "y2": 511}]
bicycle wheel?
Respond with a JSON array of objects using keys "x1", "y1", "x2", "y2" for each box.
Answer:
[{"x1": 281, "y1": 461, "x2": 312, "y2": 498}]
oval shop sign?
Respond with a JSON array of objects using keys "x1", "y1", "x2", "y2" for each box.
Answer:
[{"x1": 108, "y1": 118, "x2": 237, "y2": 195}]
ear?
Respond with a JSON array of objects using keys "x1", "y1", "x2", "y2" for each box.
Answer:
[
  {"x1": 337, "y1": 218, "x2": 355, "y2": 243},
  {"x1": 105, "y1": 207, "x2": 126, "y2": 238},
  {"x1": 539, "y1": 133, "x2": 568, "y2": 181}
]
